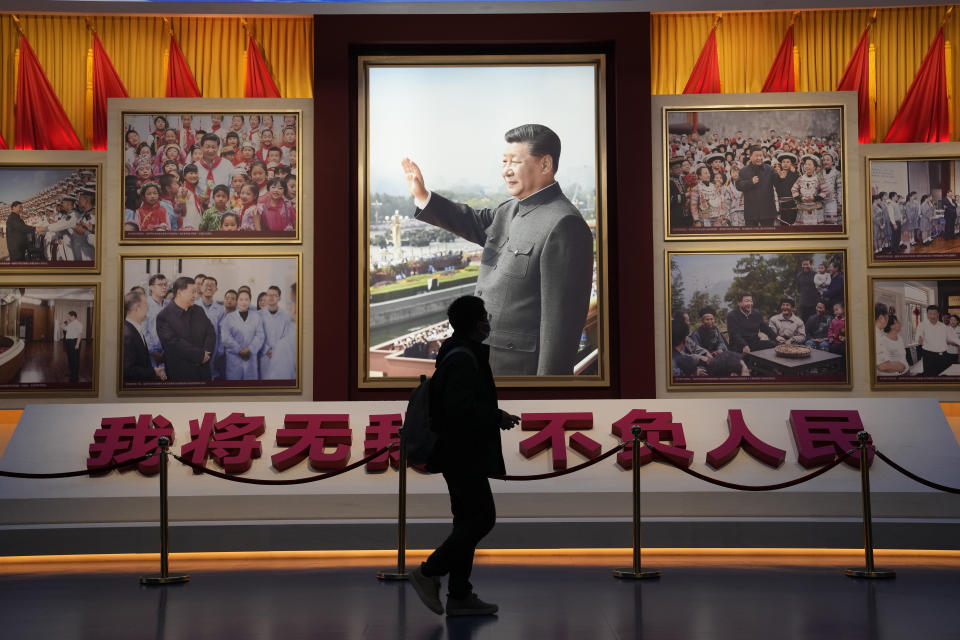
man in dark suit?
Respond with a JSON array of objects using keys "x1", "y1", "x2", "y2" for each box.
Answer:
[
  {"x1": 4, "y1": 201, "x2": 38, "y2": 262},
  {"x1": 402, "y1": 124, "x2": 593, "y2": 376},
  {"x1": 735, "y1": 145, "x2": 778, "y2": 227},
  {"x1": 122, "y1": 291, "x2": 165, "y2": 382},
  {"x1": 795, "y1": 258, "x2": 818, "y2": 322},
  {"x1": 726, "y1": 292, "x2": 778, "y2": 354},
  {"x1": 943, "y1": 190, "x2": 957, "y2": 241},
  {"x1": 408, "y1": 295, "x2": 519, "y2": 616},
  {"x1": 822, "y1": 260, "x2": 845, "y2": 312},
  {"x1": 668, "y1": 156, "x2": 693, "y2": 228},
  {"x1": 156, "y1": 276, "x2": 216, "y2": 381}
]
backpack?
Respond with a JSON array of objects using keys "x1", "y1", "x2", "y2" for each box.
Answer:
[{"x1": 403, "y1": 346, "x2": 475, "y2": 465}]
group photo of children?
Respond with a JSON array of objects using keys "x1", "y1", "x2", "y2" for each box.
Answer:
[
  {"x1": 666, "y1": 108, "x2": 844, "y2": 236},
  {"x1": 121, "y1": 113, "x2": 298, "y2": 239}
]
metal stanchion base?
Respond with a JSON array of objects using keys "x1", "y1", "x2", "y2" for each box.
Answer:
[
  {"x1": 613, "y1": 568, "x2": 661, "y2": 580},
  {"x1": 376, "y1": 570, "x2": 409, "y2": 580},
  {"x1": 140, "y1": 574, "x2": 190, "y2": 585},
  {"x1": 844, "y1": 568, "x2": 896, "y2": 579}
]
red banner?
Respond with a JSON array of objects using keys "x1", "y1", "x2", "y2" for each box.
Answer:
[
  {"x1": 92, "y1": 33, "x2": 129, "y2": 151},
  {"x1": 761, "y1": 25, "x2": 795, "y2": 93},
  {"x1": 883, "y1": 28, "x2": 949, "y2": 143},
  {"x1": 837, "y1": 28, "x2": 871, "y2": 144},
  {"x1": 244, "y1": 35, "x2": 281, "y2": 99},
  {"x1": 165, "y1": 35, "x2": 201, "y2": 98},
  {"x1": 683, "y1": 28, "x2": 721, "y2": 94},
  {"x1": 15, "y1": 34, "x2": 83, "y2": 150}
]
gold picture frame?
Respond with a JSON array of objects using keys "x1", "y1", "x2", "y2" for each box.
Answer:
[
  {"x1": 665, "y1": 249, "x2": 851, "y2": 391},
  {"x1": 657, "y1": 96, "x2": 852, "y2": 241},
  {"x1": 863, "y1": 143, "x2": 960, "y2": 267},
  {"x1": 0, "y1": 282, "x2": 100, "y2": 396},
  {"x1": 113, "y1": 101, "x2": 305, "y2": 245},
  {"x1": 869, "y1": 274, "x2": 960, "y2": 389},
  {"x1": 357, "y1": 54, "x2": 610, "y2": 388},
  {"x1": 0, "y1": 155, "x2": 102, "y2": 273},
  {"x1": 117, "y1": 253, "x2": 302, "y2": 395}
]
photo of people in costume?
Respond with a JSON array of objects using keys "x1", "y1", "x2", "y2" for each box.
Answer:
[
  {"x1": 0, "y1": 166, "x2": 98, "y2": 269},
  {"x1": 665, "y1": 107, "x2": 845, "y2": 238},
  {"x1": 872, "y1": 278, "x2": 960, "y2": 387},
  {"x1": 362, "y1": 60, "x2": 606, "y2": 385},
  {"x1": 868, "y1": 157, "x2": 960, "y2": 264},
  {"x1": 667, "y1": 251, "x2": 849, "y2": 389},
  {"x1": 121, "y1": 112, "x2": 298, "y2": 241},
  {"x1": 120, "y1": 256, "x2": 299, "y2": 392},
  {"x1": 0, "y1": 286, "x2": 97, "y2": 393}
]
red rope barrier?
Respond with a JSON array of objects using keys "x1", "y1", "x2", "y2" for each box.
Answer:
[
  {"x1": 875, "y1": 450, "x2": 960, "y2": 494},
  {"x1": 490, "y1": 443, "x2": 626, "y2": 481},
  {"x1": 0, "y1": 453, "x2": 159, "y2": 478}
]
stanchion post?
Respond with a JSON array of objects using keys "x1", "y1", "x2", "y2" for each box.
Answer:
[
  {"x1": 845, "y1": 431, "x2": 895, "y2": 579},
  {"x1": 378, "y1": 429, "x2": 408, "y2": 580},
  {"x1": 141, "y1": 436, "x2": 189, "y2": 585},
  {"x1": 614, "y1": 427, "x2": 660, "y2": 580}
]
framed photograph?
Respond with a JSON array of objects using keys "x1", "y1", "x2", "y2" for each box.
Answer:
[
  {"x1": 864, "y1": 143, "x2": 960, "y2": 266},
  {"x1": 358, "y1": 54, "x2": 609, "y2": 388},
  {"x1": 666, "y1": 250, "x2": 850, "y2": 390},
  {"x1": 117, "y1": 107, "x2": 302, "y2": 243},
  {"x1": 118, "y1": 254, "x2": 301, "y2": 394},
  {"x1": 870, "y1": 276, "x2": 960, "y2": 388},
  {"x1": 0, "y1": 284, "x2": 99, "y2": 395},
  {"x1": 659, "y1": 98, "x2": 850, "y2": 240},
  {"x1": 0, "y1": 159, "x2": 101, "y2": 272}
]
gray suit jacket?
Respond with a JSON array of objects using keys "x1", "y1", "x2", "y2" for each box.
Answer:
[{"x1": 416, "y1": 182, "x2": 593, "y2": 375}]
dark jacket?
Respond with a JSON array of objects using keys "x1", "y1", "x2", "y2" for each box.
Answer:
[
  {"x1": 805, "y1": 313, "x2": 831, "y2": 340},
  {"x1": 823, "y1": 271, "x2": 844, "y2": 310},
  {"x1": 726, "y1": 308, "x2": 777, "y2": 352},
  {"x1": 156, "y1": 302, "x2": 216, "y2": 381},
  {"x1": 5, "y1": 212, "x2": 35, "y2": 262},
  {"x1": 427, "y1": 334, "x2": 505, "y2": 476},
  {"x1": 735, "y1": 163, "x2": 778, "y2": 225},
  {"x1": 796, "y1": 269, "x2": 818, "y2": 309},
  {"x1": 123, "y1": 320, "x2": 158, "y2": 381}
]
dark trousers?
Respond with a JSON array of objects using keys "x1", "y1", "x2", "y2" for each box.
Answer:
[
  {"x1": 945, "y1": 211, "x2": 957, "y2": 240},
  {"x1": 64, "y1": 339, "x2": 80, "y2": 382},
  {"x1": 422, "y1": 471, "x2": 496, "y2": 599},
  {"x1": 921, "y1": 349, "x2": 952, "y2": 377}
]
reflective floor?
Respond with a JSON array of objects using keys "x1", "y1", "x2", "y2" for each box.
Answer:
[{"x1": 1, "y1": 560, "x2": 958, "y2": 639}]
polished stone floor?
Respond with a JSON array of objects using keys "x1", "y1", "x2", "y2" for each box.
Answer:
[{"x1": 1, "y1": 560, "x2": 958, "y2": 639}]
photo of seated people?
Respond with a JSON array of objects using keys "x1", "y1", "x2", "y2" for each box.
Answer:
[
  {"x1": 873, "y1": 279, "x2": 960, "y2": 384},
  {"x1": 669, "y1": 251, "x2": 848, "y2": 386},
  {"x1": 0, "y1": 167, "x2": 97, "y2": 267},
  {"x1": 122, "y1": 113, "x2": 297, "y2": 240},
  {"x1": 0, "y1": 287, "x2": 96, "y2": 391},
  {"x1": 120, "y1": 256, "x2": 299, "y2": 391},
  {"x1": 666, "y1": 108, "x2": 843, "y2": 236},
  {"x1": 869, "y1": 158, "x2": 960, "y2": 263}
]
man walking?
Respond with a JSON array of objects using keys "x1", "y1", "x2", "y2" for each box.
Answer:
[{"x1": 409, "y1": 295, "x2": 519, "y2": 616}]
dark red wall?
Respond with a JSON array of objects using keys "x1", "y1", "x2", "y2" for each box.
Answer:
[{"x1": 313, "y1": 12, "x2": 653, "y2": 401}]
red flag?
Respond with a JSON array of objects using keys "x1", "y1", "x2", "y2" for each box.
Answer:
[
  {"x1": 837, "y1": 28, "x2": 871, "y2": 144},
  {"x1": 683, "y1": 28, "x2": 721, "y2": 94},
  {"x1": 884, "y1": 28, "x2": 949, "y2": 143},
  {"x1": 244, "y1": 35, "x2": 281, "y2": 98},
  {"x1": 762, "y1": 25, "x2": 796, "y2": 93},
  {"x1": 15, "y1": 34, "x2": 83, "y2": 150},
  {"x1": 91, "y1": 33, "x2": 129, "y2": 151},
  {"x1": 165, "y1": 35, "x2": 201, "y2": 98},
  {"x1": 0, "y1": 132, "x2": 7, "y2": 149}
]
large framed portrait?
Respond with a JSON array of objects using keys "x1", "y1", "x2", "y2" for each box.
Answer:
[
  {"x1": 666, "y1": 250, "x2": 851, "y2": 390},
  {"x1": 864, "y1": 143, "x2": 960, "y2": 266},
  {"x1": 118, "y1": 254, "x2": 301, "y2": 394},
  {"x1": 656, "y1": 94, "x2": 854, "y2": 240},
  {"x1": 113, "y1": 100, "x2": 306, "y2": 244},
  {"x1": 870, "y1": 276, "x2": 960, "y2": 388},
  {"x1": 0, "y1": 284, "x2": 99, "y2": 395},
  {"x1": 357, "y1": 54, "x2": 609, "y2": 388},
  {"x1": 0, "y1": 153, "x2": 101, "y2": 273}
]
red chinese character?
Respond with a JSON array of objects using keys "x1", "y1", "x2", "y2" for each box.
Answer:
[
  {"x1": 87, "y1": 415, "x2": 174, "y2": 475},
  {"x1": 180, "y1": 413, "x2": 265, "y2": 474},
  {"x1": 272, "y1": 414, "x2": 351, "y2": 471},
  {"x1": 611, "y1": 409, "x2": 693, "y2": 470},
  {"x1": 518, "y1": 413, "x2": 600, "y2": 470},
  {"x1": 790, "y1": 410, "x2": 871, "y2": 469},
  {"x1": 706, "y1": 410, "x2": 786, "y2": 469},
  {"x1": 365, "y1": 414, "x2": 401, "y2": 472}
]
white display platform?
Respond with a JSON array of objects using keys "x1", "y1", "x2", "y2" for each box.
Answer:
[{"x1": 2, "y1": 398, "x2": 959, "y2": 554}]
